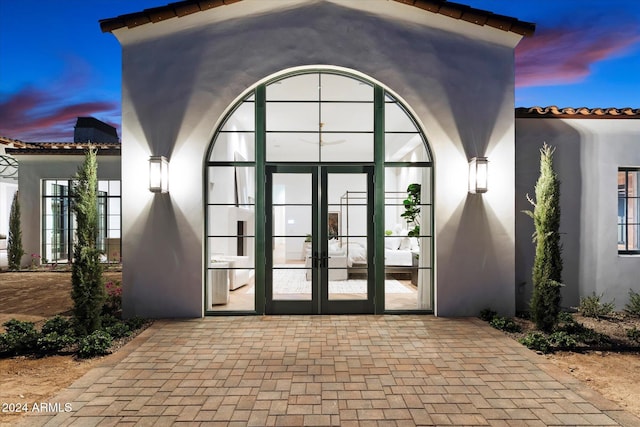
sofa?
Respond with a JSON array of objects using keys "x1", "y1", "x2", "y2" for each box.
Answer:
[{"x1": 210, "y1": 255, "x2": 254, "y2": 290}]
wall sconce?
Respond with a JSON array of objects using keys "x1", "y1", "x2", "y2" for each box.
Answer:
[
  {"x1": 149, "y1": 156, "x2": 169, "y2": 193},
  {"x1": 468, "y1": 156, "x2": 488, "y2": 194}
]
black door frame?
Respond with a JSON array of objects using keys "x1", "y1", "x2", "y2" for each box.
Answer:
[{"x1": 265, "y1": 164, "x2": 375, "y2": 314}]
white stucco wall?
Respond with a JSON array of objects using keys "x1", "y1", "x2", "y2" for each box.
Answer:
[
  {"x1": 112, "y1": 0, "x2": 522, "y2": 317},
  {"x1": 516, "y1": 117, "x2": 640, "y2": 311},
  {"x1": 13, "y1": 154, "x2": 121, "y2": 268}
]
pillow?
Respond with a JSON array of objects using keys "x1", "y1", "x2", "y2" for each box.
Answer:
[
  {"x1": 399, "y1": 237, "x2": 412, "y2": 251},
  {"x1": 385, "y1": 236, "x2": 401, "y2": 250}
]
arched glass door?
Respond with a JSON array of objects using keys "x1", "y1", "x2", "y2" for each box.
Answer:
[{"x1": 205, "y1": 68, "x2": 433, "y2": 314}]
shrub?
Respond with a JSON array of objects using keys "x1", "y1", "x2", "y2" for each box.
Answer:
[
  {"x1": 479, "y1": 308, "x2": 497, "y2": 322},
  {"x1": 77, "y1": 330, "x2": 112, "y2": 358},
  {"x1": 519, "y1": 332, "x2": 551, "y2": 353},
  {"x1": 104, "y1": 280, "x2": 122, "y2": 315},
  {"x1": 7, "y1": 192, "x2": 24, "y2": 270},
  {"x1": 72, "y1": 147, "x2": 105, "y2": 336},
  {"x1": 627, "y1": 327, "x2": 640, "y2": 343},
  {"x1": 557, "y1": 311, "x2": 574, "y2": 323},
  {"x1": 523, "y1": 144, "x2": 563, "y2": 333},
  {"x1": 37, "y1": 332, "x2": 75, "y2": 353},
  {"x1": 530, "y1": 280, "x2": 563, "y2": 332},
  {"x1": 625, "y1": 289, "x2": 640, "y2": 316},
  {"x1": 41, "y1": 315, "x2": 74, "y2": 336},
  {"x1": 105, "y1": 323, "x2": 131, "y2": 339},
  {"x1": 0, "y1": 319, "x2": 40, "y2": 355},
  {"x1": 125, "y1": 316, "x2": 147, "y2": 331},
  {"x1": 548, "y1": 331, "x2": 577, "y2": 348},
  {"x1": 489, "y1": 316, "x2": 522, "y2": 333},
  {"x1": 578, "y1": 293, "x2": 615, "y2": 319}
]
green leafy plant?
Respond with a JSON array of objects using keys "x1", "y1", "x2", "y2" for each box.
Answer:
[
  {"x1": 578, "y1": 293, "x2": 615, "y2": 319},
  {"x1": 0, "y1": 319, "x2": 40, "y2": 355},
  {"x1": 125, "y1": 316, "x2": 147, "y2": 331},
  {"x1": 479, "y1": 308, "x2": 497, "y2": 322},
  {"x1": 548, "y1": 331, "x2": 577, "y2": 348},
  {"x1": 7, "y1": 191, "x2": 24, "y2": 270},
  {"x1": 625, "y1": 289, "x2": 640, "y2": 316},
  {"x1": 37, "y1": 332, "x2": 75, "y2": 353},
  {"x1": 523, "y1": 144, "x2": 563, "y2": 332},
  {"x1": 77, "y1": 330, "x2": 112, "y2": 358},
  {"x1": 519, "y1": 332, "x2": 551, "y2": 353},
  {"x1": 489, "y1": 316, "x2": 522, "y2": 333},
  {"x1": 105, "y1": 323, "x2": 131, "y2": 340},
  {"x1": 71, "y1": 147, "x2": 105, "y2": 336},
  {"x1": 401, "y1": 183, "x2": 421, "y2": 237}
]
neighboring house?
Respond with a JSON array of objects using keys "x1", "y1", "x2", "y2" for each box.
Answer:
[
  {"x1": 0, "y1": 118, "x2": 122, "y2": 268},
  {"x1": 515, "y1": 107, "x2": 640, "y2": 313}
]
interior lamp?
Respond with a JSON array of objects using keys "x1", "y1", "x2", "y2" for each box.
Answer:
[
  {"x1": 468, "y1": 156, "x2": 488, "y2": 194},
  {"x1": 149, "y1": 156, "x2": 169, "y2": 193}
]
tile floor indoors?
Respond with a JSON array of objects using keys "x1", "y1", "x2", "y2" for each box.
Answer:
[{"x1": 18, "y1": 315, "x2": 640, "y2": 426}]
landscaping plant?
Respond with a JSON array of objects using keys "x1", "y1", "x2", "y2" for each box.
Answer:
[
  {"x1": 625, "y1": 289, "x2": 640, "y2": 316},
  {"x1": 71, "y1": 147, "x2": 105, "y2": 336},
  {"x1": 7, "y1": 191, "x2": 24, "y2": 270},
  {"x1": 523, "y1": 143, "x2": 563, "y2": 332},
  {"x1": 578, "y1": 292, "x2": 615, "y2": 319}
]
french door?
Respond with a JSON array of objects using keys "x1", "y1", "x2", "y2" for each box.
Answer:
[{"x1": 266, "y1": 165, "x2": 374, "y2": 314}]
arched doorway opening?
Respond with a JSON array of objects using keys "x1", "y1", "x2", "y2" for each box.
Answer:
[{"x1": 205, "y1": 68, "x2": 433, "y2": 314}]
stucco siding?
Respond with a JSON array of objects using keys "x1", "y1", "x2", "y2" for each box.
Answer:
[
  {"x1": 115, "y1": 0, "x2": 520, "y2": 317},
  {"x1": 516, "y1": 118, "x2": 640, "y2": 311},
  {"x1": 13, "y1": 154, "x2": 121, "y2": 268}
]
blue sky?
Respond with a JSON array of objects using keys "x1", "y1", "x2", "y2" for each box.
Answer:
[{"x1": 1, "y1": 0, "x2": 639, "y2": 141}]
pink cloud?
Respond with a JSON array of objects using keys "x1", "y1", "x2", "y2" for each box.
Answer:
[
  {"x1": 0, "y1": 63, "x2": 120, "y2": 142},
  {"x1": 516, "y1": 23, "x2": 640, "y2": 88}
]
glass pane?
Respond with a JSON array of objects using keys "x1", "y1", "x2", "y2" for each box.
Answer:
[
  {"x1": 320, "y1": 133, "x2": 373, "y2": 162},
  {"x1": 266, "y1": 102, "x2": 319, "y2": 131},
  {"x1": 272, "y1": 172, "x2": 313, "y2": 301},
  {"x1": 267, "y1": 73, "x2": 319, "y2": 101},
  {"x1": 221, "y1": 101, "x2": 254, "y2": 131},
  {"x1": 273, "y1": 173, "x2": 312, "y2": 204},
  {"x1": 109, "y1": 181, "x2": 121, "y2": 196},
  {"x1": 266, "y1": 133, "x2": 319, "y2": 162},
  {"x1": 385, "y1": 133, "x2": 429, "y2": 162},
  {"x1": 328, "y1": 172, "x2": 368, "y2": 301},
  {"x1": 321, "y1": 103, "x2": 373, "y2": 131},
  {"x1": 321, "y1": 74, "x2": 373, "y2": 101},
  {"x1": 207, "y1": 167, "x2": 255, "y2": 205},
  {"x1": 385, "y1": 101, "x2": 419, "y2": 132},
  {"x1": 210, "y1": 132, "x2": 255, "y2": 162},
  {"x1": 630, "y1": 171, "x2": 639, "y2": 197},
  {"x1": 628, "y1": 224, "x2": 640, "y2": 251}
]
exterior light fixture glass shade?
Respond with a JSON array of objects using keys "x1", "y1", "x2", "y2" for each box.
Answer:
[
  {"x1": 468, "y1": 156, "x2": 488, "y2": 194},
  {"x1": 149, "y1": 156, "x2": 169, "y2": 193}
]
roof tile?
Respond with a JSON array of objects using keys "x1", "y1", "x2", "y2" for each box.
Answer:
[
  {"x1": 100, "y1": 0, "x2": 535, "y2": 36},
  {"x1": 516, "y1": 106, "x2": 640, "y2": 119}
]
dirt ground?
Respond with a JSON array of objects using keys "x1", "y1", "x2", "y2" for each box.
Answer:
[{"x1": 1, "y1": 271, "x2": 639, "y2": 423}]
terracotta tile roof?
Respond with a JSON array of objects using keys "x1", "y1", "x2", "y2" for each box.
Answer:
[
  {"x1": 100, "y1": 0, "x2": 535, "y2": 36},
  {"x1": 516, "y1": 106, "x2": 640, "y2": 119},
  {"x1": 1, "y1": 137, "x2": 121, "y2": 155}
]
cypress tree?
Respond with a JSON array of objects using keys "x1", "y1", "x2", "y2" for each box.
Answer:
[
  {"x1": 523, "y1": 143, "x2": 563, "y2": 332},
  {"x1": 71, "y1": 147, "x2": 104, "y2": 335},
  {"x1": 7, "y1": 191, "x2": 24, "y2": 270}
]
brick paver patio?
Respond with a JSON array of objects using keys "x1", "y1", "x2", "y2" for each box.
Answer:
[{"x1": 19, "y1": 316, "x2": 640, "y2": 426}]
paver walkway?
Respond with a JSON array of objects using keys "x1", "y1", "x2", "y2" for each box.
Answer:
[{"x1": 19, "y1": 316, "x2": 640, "y2": 426}]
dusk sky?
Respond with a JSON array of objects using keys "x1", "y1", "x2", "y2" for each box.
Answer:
[{"x1": 1, "y1": 0, "x2": 639, "y2": 142}]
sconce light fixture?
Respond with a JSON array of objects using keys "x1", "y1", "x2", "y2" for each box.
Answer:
[
  {"x1": 468, "y1": 156, "x2": 488, "y2": 194},
  {"x1": 149, "y1": 156, "x2": 169, "y2": 193}
]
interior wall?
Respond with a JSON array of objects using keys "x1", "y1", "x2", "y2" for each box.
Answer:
[{"x1": 114, "y1": 0, "x2": 521, "y2": 317}]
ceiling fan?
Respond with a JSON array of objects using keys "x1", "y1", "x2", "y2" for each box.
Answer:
[{"x1": 301, "y1": 122, "x2": 346, "y2": 146}]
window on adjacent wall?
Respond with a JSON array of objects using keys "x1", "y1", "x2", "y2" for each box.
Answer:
[
  {"x1": 618, "y1": 169, "x2": 640, "y2": 254},
  {"x1": 42, "y1": 179, "x2": 121, "y2": 263}
]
